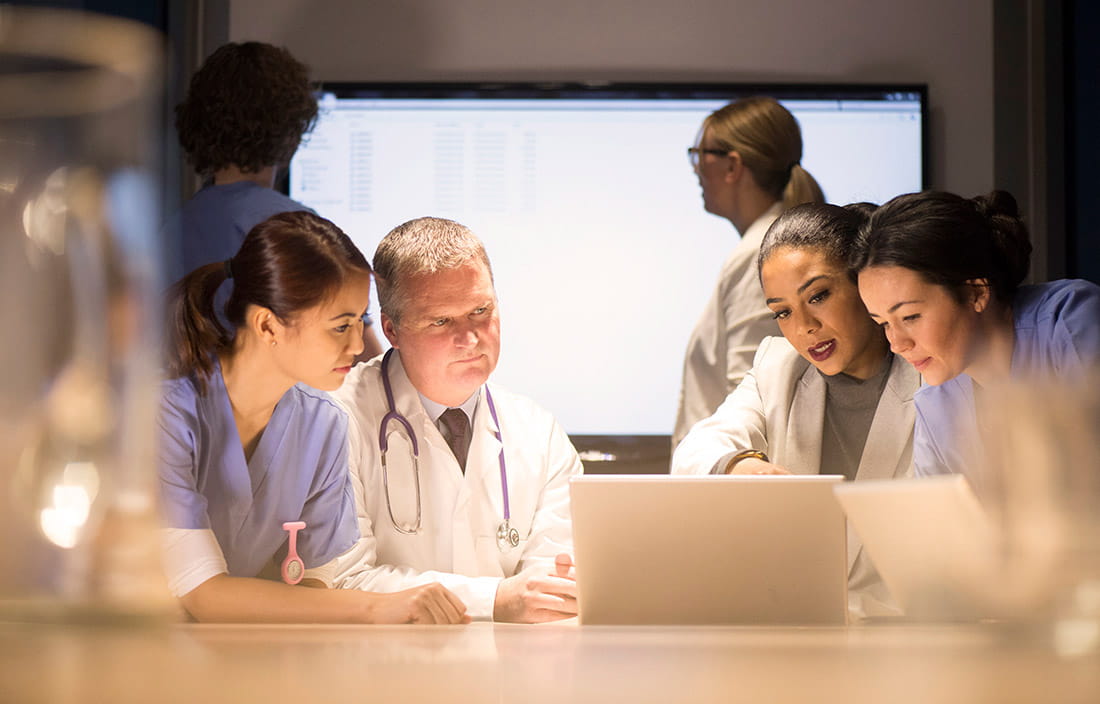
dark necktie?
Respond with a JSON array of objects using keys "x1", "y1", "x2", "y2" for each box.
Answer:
[{"x1": 439, "y1": 408, "x2": 471, "y2": 472}]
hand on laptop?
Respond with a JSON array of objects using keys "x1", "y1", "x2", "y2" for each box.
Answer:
[
  {"x1": 493, "y1": 553, "x2": 578, "y2": 623},
  {"x1": 728, "y1": 457, "x2": 791, "y2": 475}
]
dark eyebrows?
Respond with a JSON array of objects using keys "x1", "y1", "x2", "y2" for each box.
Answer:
[
  {"x1": 327, "y1": 311, "x2": 358, "y2": 321},
  {"x1": 888, "y1": 300, "x2": 921, "y2": 314},
  {"x1": 796, "y1": 275, "x2": 829, "y2": 295},
  {"x1": 768, "y1": 274, "x2": 831, "y2": 305},
  {"x1": 867, "y1": 300, "x2": 922, "y2": 319}
]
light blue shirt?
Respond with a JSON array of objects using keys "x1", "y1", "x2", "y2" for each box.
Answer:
[
  {"x1": 418, "y1": 390, "x2": 479, "y2": 428},
  {"x1": 157, "y1": 363, "x2": 358, "y2": 577},
  {"x1": 914, "y1": 279, "x2": 1100, "y2": 482}
]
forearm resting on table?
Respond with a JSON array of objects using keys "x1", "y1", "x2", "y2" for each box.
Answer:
[
  {"x1": 180, "y1": 574, "x2": 381, "y2": 623},
  {"x1": 180, "y1": 574, "x2": 470, "y2": 624}
]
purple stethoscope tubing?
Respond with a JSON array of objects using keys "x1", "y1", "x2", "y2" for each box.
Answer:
[
  {"x1": 484, "y1": 385, "x2": 511, "y2": 523},
  {"x1": 379, "y1": 350, "x2": 422, "y2": 534},
  {"x1": 378, "y1": 350, "x2": 516, "y2": 550}
]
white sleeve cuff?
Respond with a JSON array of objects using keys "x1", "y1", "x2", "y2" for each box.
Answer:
[
  {"x1": 447, "y1": 576, "x2": 503, "y2": 621},
  {"x1": 161, "y1": 528, "x2": 227, "y2": 597}
]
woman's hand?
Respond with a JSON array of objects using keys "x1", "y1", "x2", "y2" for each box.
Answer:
[
  {"x1": 369, "y1": 583, "x2": 470, "y2": 624},
  {"x1": 727, "y1": 457, "x2": 790, "y2": 475}
]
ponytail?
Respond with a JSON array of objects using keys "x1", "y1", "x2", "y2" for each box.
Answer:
[
  {"x1": 165, "y1": 261, "x2": 233, "y2": 393},
  {"x1": 705, "y1": 97, "x2": 826, "y2": 212},
  {"x1": 781, "y1": 163, "x2": 826, "y2": 211}
]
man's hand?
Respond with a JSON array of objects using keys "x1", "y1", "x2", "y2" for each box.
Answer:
[
  {"x1": 370, "y1": 582, "x2": 470, "y2": 624},
  {"x1": 493, "y1": 553, "x2": 577, "y2": 623}
]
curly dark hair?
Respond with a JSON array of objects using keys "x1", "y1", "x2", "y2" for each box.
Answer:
[{"x1": 175, "y1": 42, "x2": 319, "y2": 177}]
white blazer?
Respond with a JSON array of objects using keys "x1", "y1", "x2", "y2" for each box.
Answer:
[
  {"x1": 672, "y1": 336, "x2": 920, "y2": 617},
  {"x1": 673, "y1": 203, "x2": 784, "y2": 448},
  {"x1": 330, "y1": 352, "x2": 582, "y2": 620}
]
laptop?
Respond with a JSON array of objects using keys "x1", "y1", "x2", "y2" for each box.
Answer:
[
  {"x1": 569, "y1": 474, "x2": 848, "y2": 625},
  {"x1": 833, "y1": 475, "x2": 998, "y2": 620}
]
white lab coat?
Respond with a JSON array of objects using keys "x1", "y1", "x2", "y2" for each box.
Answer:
[
  {"x1": 330, "y1": 352, "x2": 581, "y2": 620},
  {"x1": 672, "y1": 336, "x2": 920, "y2": 618},
  {"x1": 673, "y1": 203, "x2": 784, "y2": 449}
]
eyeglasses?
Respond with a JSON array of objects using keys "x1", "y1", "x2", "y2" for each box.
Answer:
[{"x1": 687, "y1": 146, "x2": 729, "y2": 168}]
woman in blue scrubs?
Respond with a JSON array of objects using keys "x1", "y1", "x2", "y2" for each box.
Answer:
[
  {"x1": 852, "y1": 190, "x2": 1100, "y2": 483},
  {"x1": 159, "y1": 211, "x2": 467, "y2": 624}
]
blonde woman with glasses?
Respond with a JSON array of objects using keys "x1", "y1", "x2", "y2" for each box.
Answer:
[{"x1": 674, "y1": 97, "x2": 825, "y2": 450}]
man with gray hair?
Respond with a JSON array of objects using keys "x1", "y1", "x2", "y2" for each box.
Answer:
[{"x1": 332, "y1": 217, "x2": 581, "y2": 622}]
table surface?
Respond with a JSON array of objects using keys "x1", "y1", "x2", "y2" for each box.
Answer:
[{"x1": 2, "y1": 620, "x2": 1099, "y2": 703}]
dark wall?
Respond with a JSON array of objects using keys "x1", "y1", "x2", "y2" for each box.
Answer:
[
  {"x1": 7, "y1": 0, "x2": 166, "y2": 28},
  {"x1": 1069, "y1": 0, "x2": 1099, "y2": 283},
  {"x1": 991, "y1": 0, "x2": 1095, "y2": 285}
]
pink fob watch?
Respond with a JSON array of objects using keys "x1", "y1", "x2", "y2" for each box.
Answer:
[{"x1": 281, "y1": 521, "x2": 307, "y2": 584}]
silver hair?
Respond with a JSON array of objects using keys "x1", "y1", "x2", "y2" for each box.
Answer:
[{"x1": 373, "y1": 216, "x2": 494, "y2": 323}]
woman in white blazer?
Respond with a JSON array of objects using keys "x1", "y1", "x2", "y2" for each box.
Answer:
[{"x1": 672, "y1": 202, "x2": 920, "y2": 618}]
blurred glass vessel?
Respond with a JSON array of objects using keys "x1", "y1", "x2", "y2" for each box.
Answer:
[
  {"x1": 0, "y1": 7, "x2": 172, "y2": 621},
  {"x1": 979, "y1": 373, "x2": 1100, "y2": 655}
]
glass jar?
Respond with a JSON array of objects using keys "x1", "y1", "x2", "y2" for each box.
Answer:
[{"x1": 0, "y1": 7, "x2": 173, "y2": 622}]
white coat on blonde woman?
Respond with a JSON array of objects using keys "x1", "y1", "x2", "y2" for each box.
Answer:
[
  {"x1": 672, "y1": 336, "x2": 920, "y2": 617},
  {"x1": 331, "y1": 352, "x2": 580, "y2": 621},
  {"x1": 673, "y1": 203, "x2": 784, "y2": 448}
]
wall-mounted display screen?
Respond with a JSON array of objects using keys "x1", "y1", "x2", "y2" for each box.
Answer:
[{"x1": 289, "y1": 83, "x2": 927, "y2": 438}]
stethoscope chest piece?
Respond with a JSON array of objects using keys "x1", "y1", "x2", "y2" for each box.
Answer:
[{"x1": 497, "y1": 520, "x2": 520, "y2": 552}]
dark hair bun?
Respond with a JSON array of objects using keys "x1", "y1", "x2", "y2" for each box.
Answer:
[
  {"x1": 972, "y1": 190, "x2": 1020, "y2": 220},
  {"x1": 971, "y1": 190, "x2": 1031, "y2": 290}
]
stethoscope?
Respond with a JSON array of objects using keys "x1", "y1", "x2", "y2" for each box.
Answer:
[{"x1": 378, "y1": 349, "x2": 520, "y2": 552}]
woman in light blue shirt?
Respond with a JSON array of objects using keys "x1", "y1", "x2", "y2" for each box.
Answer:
[
  {"x1": 852, "y1": 190, "x2": 1100, "y2": 482},
  {"x1": 160, "y1": 210, "x2": 467, "y2": 624}
]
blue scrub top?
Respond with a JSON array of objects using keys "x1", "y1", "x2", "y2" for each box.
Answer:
[
  {"x1": 163, "y1": 181, "x2": 314, "y2": 284},
  {"x1": 914, "y1": 279, "x2": 1100, "y2": 481},
  {"x1": 157, "y1": 363, "x2": 358, "y2": 578}
]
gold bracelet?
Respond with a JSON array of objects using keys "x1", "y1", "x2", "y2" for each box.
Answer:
[{"x1": 724, "y1": 449, "x2": 769, "y2": 474}]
